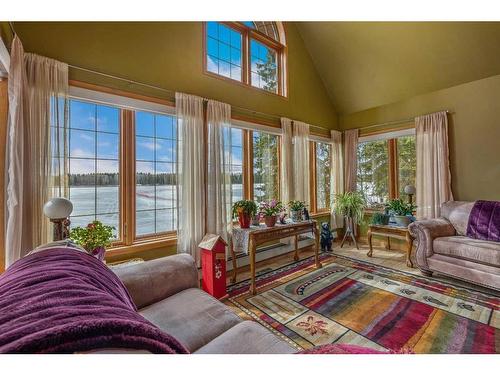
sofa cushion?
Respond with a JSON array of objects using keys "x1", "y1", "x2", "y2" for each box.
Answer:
[
  {"x1": 139, "y1": 288, "x2": 241, "y2": 352},
  {"x1": 433, "y1": 236, "x2": 500, "y2": 267},
  {"x1": 441, "y1": 201, "x2": 474, "y2": 236},
  {"x1": 194, "y1": 321, "x2": 296, "y2": 354}
]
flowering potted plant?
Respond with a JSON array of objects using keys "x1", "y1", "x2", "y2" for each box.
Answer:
[
  {"x1": 69, "y1": 220, "x2": 115, "y2": 261},
  {"x1": 288, "y1": 200, "x2": 306, "y2": 222},
  {"x1": 232, "y1": 200, "x2": 258, "y2": 229},
  {"x1": 259, "y1": 199, "x2": 284, "y2": 227}
]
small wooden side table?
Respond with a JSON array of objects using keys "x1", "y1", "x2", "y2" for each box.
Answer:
[{"x1": 367, "y1": 224, "x2": 414, "y2": 268}]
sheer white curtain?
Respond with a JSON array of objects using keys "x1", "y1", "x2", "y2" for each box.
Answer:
[
  {"x1": 206, "y1": 100, "x2": 232, "y2": 244},
  {"x1": 415, "y1": 111, "x2": 454, "y2": 219},
  {"x1": 344, "y1": 129, "x2": 358, "y2": 192},
  {"x1": 280, "y1": 118, "x2": 294, "y2": 204},
  {"x1": 176, "y1": 93, "x2": 205, "y2": 266},
  {"x1": 292, "y1": 120, "x2": 310, "y2": 206},
  {"x1": 330, "y1": 130, "x2": 344, "y2": 229},
  {"x1": 6, "y1": 36, "x2": 68, "y2": 266}
]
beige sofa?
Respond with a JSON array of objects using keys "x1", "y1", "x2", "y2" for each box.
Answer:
[
  {"x1": 409, "y1": 201, "x2": 500, "y2": 291},
  {"x1": 112, "y1": 253, "x2": 296, "y2": 354}
]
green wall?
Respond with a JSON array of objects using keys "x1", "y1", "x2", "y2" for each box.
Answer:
[
  {"x1": 6, "y1": 22, "x2": 338, "y2": 129},
  {"x1": 340, "y1": 74, "x2": 500, "y2": 202}
]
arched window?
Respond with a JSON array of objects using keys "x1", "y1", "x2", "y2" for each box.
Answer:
[{"x1": 204, "y1": 21, "x2": 287, "y2": 97}]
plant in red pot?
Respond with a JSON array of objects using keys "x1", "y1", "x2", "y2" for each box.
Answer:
[
  {"x1": 259, "y1": 199, "x2": 285, "y2": 227},
  {"x1": 69, "y1": 220, "x2": 115, "y2": 262},
  {"x1": 232, "y1": 200, "x2": 258, "y2": 229}
]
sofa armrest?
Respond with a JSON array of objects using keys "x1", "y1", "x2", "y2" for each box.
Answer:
[
  {"x1": 113, "y1": 253, "x2": 199, "y2": 309},
  {"x1": 408, "y1": 218, "x2": 456, "y2": 271}
]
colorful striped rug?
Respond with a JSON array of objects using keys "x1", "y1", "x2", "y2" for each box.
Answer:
[{"x1": 225, "y1": 254, "x2": 500, "y2": 353}]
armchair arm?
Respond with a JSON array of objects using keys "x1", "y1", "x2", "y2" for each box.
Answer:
[
  {"x1": 408, "y1": 218, "x2": 456, "y2": 271},
  {"x1": 113, "y1": 253, "x2": 199, "y2": 309}
]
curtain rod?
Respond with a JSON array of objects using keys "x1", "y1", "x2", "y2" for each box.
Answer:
[
  {"x1": 356, "y1": 110, "x2": 454, "y2": 131},
  {"x1": 69, "y1": 65, "x2": 330, "y2": 132}
]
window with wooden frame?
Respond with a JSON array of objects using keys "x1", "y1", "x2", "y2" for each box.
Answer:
[
  {"x1": 357, "y1": 130, "x2": 416, "y2": 208},
  {"x1": 252, "y1": 131, "x2": 280, "y2": 203},
  {"x1": 309, "y1": 140, "x2": 333, "y2": 214},
  {"x1": 204, "y1": 22, "x2": 287, "y2": 97},
  {"x1": 64, "y1": 99, "x2": 121, "y2": 239},
  {"x1": 51, "y1": 86, "x2": 177, "y2": 250}
]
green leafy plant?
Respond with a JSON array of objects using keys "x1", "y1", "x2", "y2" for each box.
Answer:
[
  {"x1": 288, "y1": 200, "x2": 306, "y2": 211},
  {"x1": 259, "y1": 199, "x2": 284, "y2": 216},
  {"x1": 70, "y1": 220, "x2": 115, "y2": 251},
  {"x1": 334, "y1": 192, "x2": 366, "y2": 224},
  {"x1": 385, "y1": 198, "x2": 416, "y2": 216},
  {"x1": 232, "y1": 200, "x2": 258, "y2": 218}
]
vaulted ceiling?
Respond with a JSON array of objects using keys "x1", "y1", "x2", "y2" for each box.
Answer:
[{"x1": 295, "y1": 22, "x2": 500, "y2": 114}]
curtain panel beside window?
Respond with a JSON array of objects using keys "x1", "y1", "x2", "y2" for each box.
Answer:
[
  {"x1": 6, "y1": 36, "x2": 68, "y2": 266},
  {"x1": 206, "y1": 99, "x2": 232, "y2": 246},
  {"x1": 292, "y1": 121, "x2": 311, "y2": 207},
  {"x1": 415, "y1": 111, "x2": 453, "y2": 219},
  {"x1": 344, "y1": 129, "x2": 358, "y2": 193},
  {"x1": 176, "y1": 93, "x2": 206, "y2": 265}
]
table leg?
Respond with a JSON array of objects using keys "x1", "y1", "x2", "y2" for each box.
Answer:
[
  {"x1": 385, "y1": 236, "x2": 391, "y2": 250},
  {"x1": 406, "y1": 232, "x2": 414, "y2": 268},
  {"x1": 314, "y1": 223, "x2": 322, "y2": 269},
  {"x1": 293, "y1": 234, "x2": 299, "y2": 261},
  {"x1": 230, "y1": 239, "x2": 237, "y2": 284},
  {"x1": 367, "y1": 228, "x2": 373, "y2": 257},
  {"x1": 249, "y1": 235, "x2": 256, "y2": 295}
]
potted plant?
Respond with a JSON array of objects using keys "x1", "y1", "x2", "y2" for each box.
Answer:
[
  {"x1": 232, "y1": 200, "x2": 258, "y2": 229},
  {"x1": 69, "y1": 220, "x2": 115, "y2": 261},
  {"x1": 288, "y1": 200, "x2": 306, "y2": 222},
  {"x1": 334, "y1": 192, "x2": 366, "y2": 249},
  {"x1": 259, "y1": 199, "x2": 284, "y2": 227},
  {"x1": 385, "y1": 198, "x2": 417, "y2": 227}
]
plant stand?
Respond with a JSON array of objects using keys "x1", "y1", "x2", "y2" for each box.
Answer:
[{"x1": 340, "y1": 216, "x2": 359, "y2": 249}]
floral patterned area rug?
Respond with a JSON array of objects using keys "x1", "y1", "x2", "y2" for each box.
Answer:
[{"x1": 224, "y1": 253, "x2": 500, "y2": 353}]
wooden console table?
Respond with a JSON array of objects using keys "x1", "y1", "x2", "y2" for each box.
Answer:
[
  {"x1": 367, "y1": 224, "x2": 414, "y2": 268},
  {"x1": 230, "y1": 220, "x2": 322, "y2": 295}
]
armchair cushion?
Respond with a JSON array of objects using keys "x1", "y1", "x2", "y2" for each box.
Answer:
[
  {"x1": 433, "y1": 236, "x2": 500, "y2": 267},
  {"x1": 113, "y1": 254, "x2": 199, "y2": 309},
  {"x1": 441, "y1": 201, "x2": 474, "y2": 236}
]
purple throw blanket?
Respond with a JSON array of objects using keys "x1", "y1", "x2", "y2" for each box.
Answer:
[
  {"x1": 0, "y1": 248, "x2": 188, "y2": 354},
  {"x1": 466, "y1": 200, "x2": 500, "y2": 242}
]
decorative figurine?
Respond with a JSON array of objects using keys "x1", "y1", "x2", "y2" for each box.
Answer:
[
  {"x1": 320, "y1": 222, "x2": 336, "y2": 252},
  {"x1": 279, "y1": 212, "x2": 288, "y2": 224},
  {"x1": 303, "y1": 208, "x2": 310, "y2": 221}
]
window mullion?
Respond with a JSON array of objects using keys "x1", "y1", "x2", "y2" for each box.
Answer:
[{"x1": 120, "y1": 109, "x2": 135, "y2": 245}]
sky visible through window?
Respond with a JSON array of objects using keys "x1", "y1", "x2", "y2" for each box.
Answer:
[{"x1": 206, "y1": 22, "x2": 242, "y2": 81}]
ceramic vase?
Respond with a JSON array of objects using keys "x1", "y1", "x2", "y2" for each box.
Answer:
[{"x1": 290, "y1": 210, "x2": 302, "y2": 222}]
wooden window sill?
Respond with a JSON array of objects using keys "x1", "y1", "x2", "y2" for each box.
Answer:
[{"x1": 106, "y1": 235, "x2": 177, "y2": 259}]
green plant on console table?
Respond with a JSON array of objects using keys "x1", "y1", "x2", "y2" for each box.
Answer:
[
  {"x1": 232, "y1": 200, "x2": 258, "y2": 218},
  {"x1": 385, "y1": 198, "x2": 417, "y2": 216}
]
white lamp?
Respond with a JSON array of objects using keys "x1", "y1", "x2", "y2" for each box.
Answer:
[
  {"x1": 404, "y1": 185, "x2": 416, "y2": 204},
  {"x1": 43, "y1": 198, "x2": 73, "y2": 241}
]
